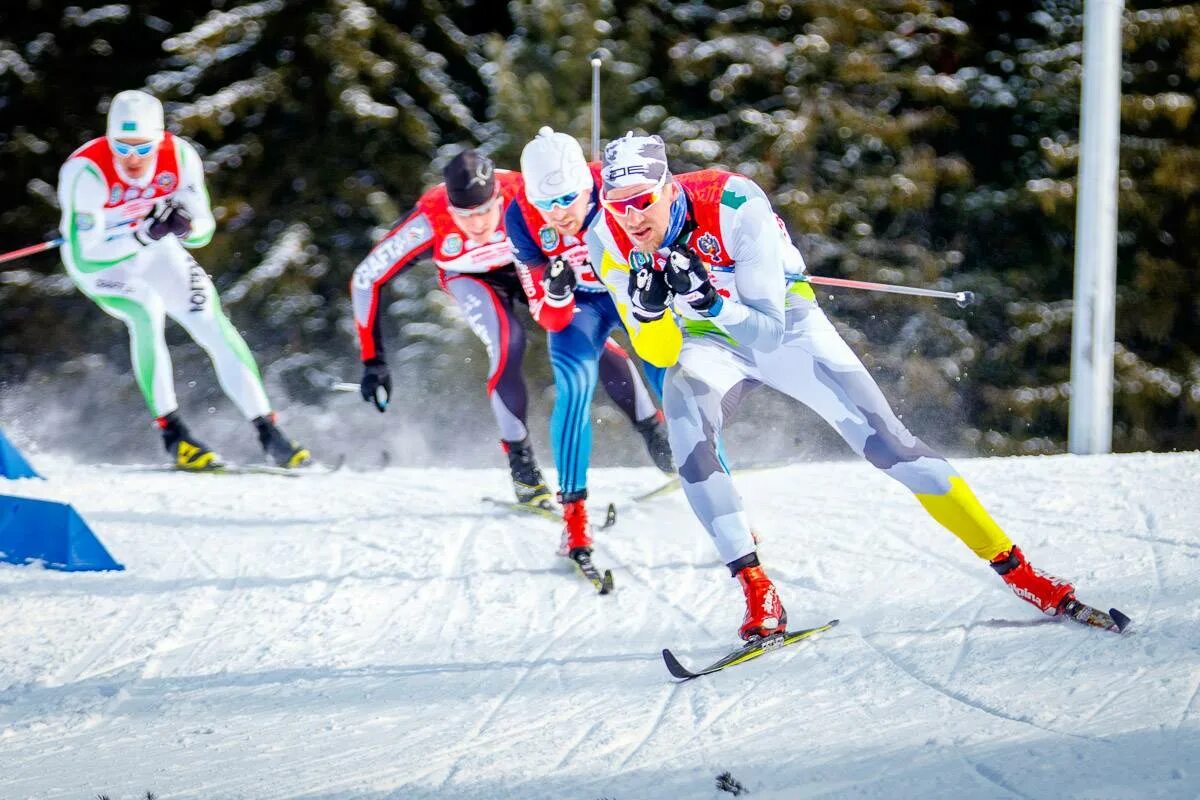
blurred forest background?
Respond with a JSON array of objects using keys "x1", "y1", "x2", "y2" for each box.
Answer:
[{"x1": 0, "y1": 0, "x2": 1197, "y2": 470}]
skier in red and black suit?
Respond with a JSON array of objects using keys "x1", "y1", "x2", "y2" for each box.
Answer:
[{"x1": 350, "y1": 150, "x2": 665, "y2": 508}]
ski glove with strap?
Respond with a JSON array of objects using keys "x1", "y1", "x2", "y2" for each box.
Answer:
[
  {"x1": 360, "y1": 358, "x2": 392, "y2": 412},
  {"x1": 134, "y1": 201, "x2": 193, "y2": 246},
  {"x1": 543, "y1": 256, "x2": 577, "y2": 303},
  {"x1": 628, "y1": 263, "x2": 672, "y2": 322},
  {"x1": 664, "y1": 245, "x2": 720, "y2": 313}
]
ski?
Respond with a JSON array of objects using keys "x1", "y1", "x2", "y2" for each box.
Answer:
[
  {"x1": 1061, "y1": 598, "x2": 1131, "y2": 633},
  {"x1": 633, "y1": 476, "x2": 680, "y2": 502},
  {"x1": 127, "y1": 463, "x2": 302, "y2": 477},
  {"x1": 124, "y1": 455, "x2": 344, "y2": 478},
  {"x1": 663, "y1": 619, "x2": 839, "y2": 680},
  {"x1": 634, "y1": 462, "x2": 792, "y2": 503},
  {"x1": 570, "y1": 549, "x2": 614, "y2": 595},
  {"x1": 482, "y1": 496, "x2": 560, "y2": 521},
  {"x1": 481, "y1": 498, "x2": 618, "y2": 530},
  {"x1": 479, "y1": 498, "x2": 616, "y2": 593}
]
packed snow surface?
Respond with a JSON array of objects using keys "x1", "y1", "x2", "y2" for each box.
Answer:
[{"x1": 1, "y1": 451, "x2": 1198, "y2": 799}]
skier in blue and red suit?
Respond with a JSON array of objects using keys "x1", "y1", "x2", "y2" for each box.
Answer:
[{"x1": 507, "y1": 127, "x2": 672, "y2": 561}]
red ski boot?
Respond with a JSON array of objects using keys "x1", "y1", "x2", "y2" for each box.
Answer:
[
  {"x1": 990, "y1": 545, "x2": 1075, "y2": 615},
  {"x1": 558, "y1": 496, "x2": 593, "y2": 558},
  {"x1": 736, "y1": 564, "x2": 787, "y2": 640}
]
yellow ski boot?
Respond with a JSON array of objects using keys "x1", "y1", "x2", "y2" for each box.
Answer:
[
  {"x1": 254, "y1": 413, "x2": 312, "y2": 468},
  {"x1": 157, "y1": 412, "x2": 222, "y2": 471}
]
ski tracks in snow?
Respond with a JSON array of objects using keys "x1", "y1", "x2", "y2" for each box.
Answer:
[
  {"x1": 5, "y1": 454, "x2": 1200, "y2": 800},
  {"x1": 855, "y1": 625, "x2": 1102, "y2": 744}
]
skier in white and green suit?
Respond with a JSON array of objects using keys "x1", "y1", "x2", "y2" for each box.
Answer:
[{"x1": 56, "y1": 90, "x2": 309, "y2": 470}]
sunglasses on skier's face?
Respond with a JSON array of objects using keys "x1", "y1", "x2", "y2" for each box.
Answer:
[
  {"x1": 531, "y1": 191, "x2": 582, "y2": 213},
  {"x1": 449, "y1": 191, "x2": 503, "y2": 218},
  {"x1": 112, "y1": 140, "x2": 157, "y2": 158},
  {"x1": 601, "y1": 177, "x2": 667, "y2": 217}
]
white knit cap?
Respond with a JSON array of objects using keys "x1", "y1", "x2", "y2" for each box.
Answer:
[
  {"x1": 520, "y1": 126, "x2": 592, "y2": 200},
  {"x1": 601, "y1": 132, "x2": 669, "y2": 192},
  {"x1": 106, "y1": 90, "x2": 165, "y2": 143}
]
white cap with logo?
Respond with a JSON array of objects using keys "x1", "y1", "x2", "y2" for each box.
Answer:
[
  {"x1": 601, "y1": 132, "x2": 669, "y2": 193},
  {"x1": 106, "y1": 90, "x2": 165, "y2": 143},
  {"x1": 520, "y1": 126, "x2": 592, "y2": 200}
]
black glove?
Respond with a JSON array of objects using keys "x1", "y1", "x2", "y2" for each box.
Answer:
[
  {"x1": 161, "y1": 203, "x2": 193, "y2": 238},
  {"x1": 628, "y1": 264, "x2": 672, "y2": 322},
  {"x1": 360, "y1": 358, "x2": 392, "y2": 412},
  {"x1": 664, "y1": 245, "x2": 719, "y2": 312},
  {"x1": 135, "y1": 201, "x2": 193, "y2": 245},
  {"x1": 543, "y1": 257, "x2": 576, "y2": 302}
]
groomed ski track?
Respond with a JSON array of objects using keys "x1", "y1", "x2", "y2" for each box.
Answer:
[{"x1": 2, "y1": 452, "x2": 1198, "y2": 799}]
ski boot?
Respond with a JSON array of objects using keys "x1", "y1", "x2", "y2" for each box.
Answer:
[
  {"x1": 990, "y1": 545, "x2": 1075, "y2": 615},
  {"x1": 634, "y1": 412, "x2": 674, "y2": 474},
  {"x1": 253, "y1": 413, "x2": 312, "y2": 468},
  {"x1": 158, "y1": 411, "x2": 222, "y2": 471},
  {"x1": 733, "y1": 556, "x2": 787, "y2": 641},
  {"x1": 504, "y1": 438, "x2": 553, "y2": 509},
  {"x1": 557, "y1": 492, "x2": 594, "y2": 558}
]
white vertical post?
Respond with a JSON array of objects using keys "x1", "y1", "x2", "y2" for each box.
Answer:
[
  {"x1": 589, "y1": 50, "x2": 603, "y2": 161},
  {"x1": 1069, "y1": 0, "x2": 1123, "y2": 454}
]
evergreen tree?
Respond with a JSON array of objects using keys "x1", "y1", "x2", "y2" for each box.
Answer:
[
  {"x1": 946, "y1": 0, "x2": 1200, "y2": 453},
  {"x1": 1, "y1": 0, "x2": 1197, "y2": 458}
]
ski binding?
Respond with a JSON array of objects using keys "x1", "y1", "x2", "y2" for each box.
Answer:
[
  {"x1": 570, "y1": 549, "x2": 614, "y2": 595},
  {"x1": 1061, "y1": 598, "x2": 1131, "y2": 633}
]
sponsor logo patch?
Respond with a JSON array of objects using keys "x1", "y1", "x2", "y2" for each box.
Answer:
[
  {"x1": 187, "y1": 260, "x2": 208, "y2": 313},
  {"x1": 350, "y1": 215, "x2": 435, "y2": 291},
  {"x1": 74, "y1": 212, "x2": 95, "y2": 231},
  {"x1": 156, "y1": 172, "x2": 176, "y2": 191},
  {"x1": 538, "y1": 226, "x2": 559, "y2": 252},
  {"x1": 696, "y1": 232, "x2": 722, "y2": 260},
  {"x1": 605, "y1": 164, "x2": 654, "y2": 180},
  {"x1": 468, "y1": 160, "x2": 493, "y2": 188},
  {"x1": 124, "y1": 187, "x2": 140, "y2": 202},
  {"x1": 442, "y1": 233, "x2": 464, "y2": 256},
  {"x1": 109, "y1": 185, "x2": 122, "y2": 204}
]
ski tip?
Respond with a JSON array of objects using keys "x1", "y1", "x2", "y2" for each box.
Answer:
[
  {"x1": 599, "y1": 569, "x2": 614, "y2": 595},
  {"x1": 828, "y1": 618, "x2": 841, "y2": 628},
  {"x1": 661, "y1": 648, "x2": 694, "y2": 680},
  {"x1": 604, "y1": 502, "x2": 618, "y2": 528},
  {"x1": 1109, "y1": 608, "x2": 1132, "y2": 633}
]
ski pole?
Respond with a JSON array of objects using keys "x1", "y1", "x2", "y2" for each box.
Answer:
[
  {"x1": 589, "y1": 49, "x2": 604, "y2": 161},
  {"x1": 330, "y1": 380, "x2": 389, "y2": 411},
  {"x1": 804, "y1": 275, "x2": 977, "y2": 308},
  {"x1": 0, "y1": 237, "x2": 63, "y2": 266}
]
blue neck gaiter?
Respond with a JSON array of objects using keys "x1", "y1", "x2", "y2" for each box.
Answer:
[{"x1": 659, "y1": 188, "x2": 688, "y2": 251}]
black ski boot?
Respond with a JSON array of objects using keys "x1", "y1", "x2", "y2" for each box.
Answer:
[
  {"x1": 504, "y1": 438, "x2": 553, "y2": 508},
  {"x1": 253, "y1": 413, "x2": 312, "y2": 468},
  {"x1": 634, "y1": 413, "x2": 675, "y2": 474},
  {"x1": 157, "y1": 411, "x2": 222, "y2": 471}
]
